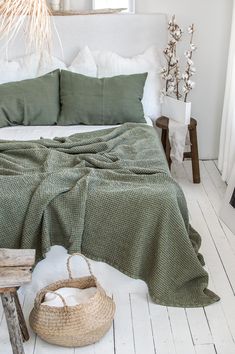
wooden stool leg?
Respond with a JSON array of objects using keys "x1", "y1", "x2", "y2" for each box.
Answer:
[
  {"x1": 1, "y1": 291, "x2": 25, "y2": 354},
  {"x1": 165, "y1": 129, "x2": 172, "y2": 170},
  {"x1": 161, "y1": 129, "x2": 167, "y2": 152},
  {"x1": 13, "y1": 292, "x2": 30, "y2": 342},
  {"x1": 190, "y1": 126, "x2": 201, "y2": 184}
]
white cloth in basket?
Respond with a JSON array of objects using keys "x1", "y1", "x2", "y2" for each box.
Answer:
[{"x1": 42, "y1": 287, "x2": 97, "y2": 307}]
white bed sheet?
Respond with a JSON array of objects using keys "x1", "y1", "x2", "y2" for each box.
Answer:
[{"x1": 0, "y1": 117, "x2": 153, "y2": 141}]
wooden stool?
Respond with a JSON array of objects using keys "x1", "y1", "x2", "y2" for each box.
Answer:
[
  {"x1": 0, "y1": 249, "x2": 35, "y2": 354},
  {"x1": 156, "y1": 117, "x2": 201, "y2": 184}
]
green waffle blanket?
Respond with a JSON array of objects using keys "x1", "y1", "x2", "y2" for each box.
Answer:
[{"x1": 0, "y1": 123, "x2": 219, "y2": 307}]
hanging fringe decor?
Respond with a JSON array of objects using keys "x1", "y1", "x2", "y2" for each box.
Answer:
[{"x1": 0, "y1": 0, "x2": 52, "y2": 55}]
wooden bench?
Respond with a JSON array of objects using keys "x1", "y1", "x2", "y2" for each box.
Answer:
[{"x1": 0, "y1": 249, "x2": 35, "y2": 354}]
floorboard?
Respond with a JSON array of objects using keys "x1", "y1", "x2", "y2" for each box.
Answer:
[
  {"x1": 93, "y1": 325, "x2": 115, "y2": 354},
  {"x1": 168, "y1": 307, "x2": 195, "y2": 354},
  {"x1": 203, "y1": 161, "x2": 226, "y2": 198},
  {"x1": 75, "y1": 345, "x2": 93, "y2": 354},
  {"x1": 112, "y1": 292, "x2": 135, "y2": 354},
  {"x1": 148, "y1": 298, "x2": 176, "y2": 354},
  {"x1": 130, "y1": 293, "x2": 155, "y2": 354},
  {"x1": 194, "y1": 344, "x2": 216, "y2": 354},
  {"x1": 186, "y1": 308, "x2": 213, "y2": 345}
]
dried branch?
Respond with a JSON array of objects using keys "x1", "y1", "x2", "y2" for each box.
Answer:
[
  {"x1": 183, "y1": 24, "x2": 196, "y2": 102},
  {"x1": 161, "y1": 16, "x2": 197, "y2": 102}
]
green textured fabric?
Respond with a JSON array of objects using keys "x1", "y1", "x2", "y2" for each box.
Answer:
[
  {"x1": 59, "y1": 71, "x2": 147, "y2": 125},
  {"x1": 0, "y1": 70, "x2": 60, "y2": 127},
  {"x1": 0, "y1": 123, "x2": 219, "y2": 307}
]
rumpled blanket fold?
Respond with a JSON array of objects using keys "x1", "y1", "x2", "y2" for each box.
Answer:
[{"x1": 0, "y1": 123, "x2": 219, "y2": 307}]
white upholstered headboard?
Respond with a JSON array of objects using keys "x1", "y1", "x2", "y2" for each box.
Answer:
[{"x1": 0, "y1": 13, "x2": 167, "y2": 64}]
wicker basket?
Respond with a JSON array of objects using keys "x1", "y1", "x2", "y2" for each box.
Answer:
[{"x1": 29, "y1": 253, "x2": 115, "y2": 347}]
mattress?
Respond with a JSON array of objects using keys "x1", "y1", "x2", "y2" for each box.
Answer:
[{"x1": 0, "y1": 117, "x2": 153, "y2": 141}]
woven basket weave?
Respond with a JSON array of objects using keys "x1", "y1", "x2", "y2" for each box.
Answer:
[{"x1": 29, "y1": 253, "x2": 116, "y2": 347}]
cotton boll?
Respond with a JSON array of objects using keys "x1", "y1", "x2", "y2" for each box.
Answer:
[
  {"x1": 184, "y1": 51, "x2": 191, "y2": 59},
  {"x1": 173, "y1": 29, "x2": 183, "y2": 40},
  {"x1": 190, "y1": 44, "x2": 197, "y2": 51},
  {"x1": 169, "y1": 39, "x2": 177, "y2": 46},
  {"x1": 171, "y1": 57, "x2": 178, "y2": 65},
  {"x1": 167, "y1": 85, "x2": 175, "y2": 94},
  {"x1": 190, "y1": 67, "x2": 196, "y2": 73},
  {"x1": 188, "y1": 25, "x2": 194, "y2": 34},
  {"x1": 183, "y1": 86, "x2": 190, "y2": 94},
  {"x1": 160, "y1": 67, "x2": 167, "y2": 74},
  {"x1": 182, "y1": 73, "x2": 189, "y2": 80},
  {"x1": 188, "y1": 80, "x2": 196, "y2": 88},
  {"x1": 187, "y1": 59, "x2": 194, "y2": 66},
  {"x1": 166, "y1": 74, "x2": 173, "y2": 81}
]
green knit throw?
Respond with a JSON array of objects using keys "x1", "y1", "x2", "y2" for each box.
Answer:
[{"x1": 0, "y1": 123, "x2": 219, "y2": 307}]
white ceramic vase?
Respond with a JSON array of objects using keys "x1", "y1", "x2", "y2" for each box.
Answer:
[{"x1": 162, "y1": 96, "x2": 191, "y2": 125}]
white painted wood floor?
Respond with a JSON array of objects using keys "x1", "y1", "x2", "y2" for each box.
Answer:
[{"x1": 1, "y1": 160, "x2": 235, "y2": 354}]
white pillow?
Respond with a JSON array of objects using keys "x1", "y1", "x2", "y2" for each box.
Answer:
[
  {"x1": 92, "y1": 46, "x2": 162, "y2": 120},
  {"x1": 38, "y1": 55, "x2": 66, "y2": 76},
  {"x1": 68, "y1": 46, "x2": 97, "y2": 77},
  {"x1": 0, "y1": 53, "x2": 39, "y2": 84},
  {"x1": 0, "y1": 53, "x2": 66, "y2": 84}
]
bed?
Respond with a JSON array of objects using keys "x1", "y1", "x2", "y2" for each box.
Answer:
[
  {"x1": 0, "y1": 116, "x2": 153, "y2": 140},
  {"x1": 0, "y1": 14, "x2": 219, "y2": 308}
]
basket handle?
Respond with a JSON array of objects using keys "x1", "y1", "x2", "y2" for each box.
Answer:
[
  {"x1": 66, "y1": 253, "x2": 94, "y2": 279},
  {"x1": 46, "y1": 291, "x2": 68, "y2": 308},
  {"x1": 35, "y1": 290, "x2": 68, "y2": 309}
]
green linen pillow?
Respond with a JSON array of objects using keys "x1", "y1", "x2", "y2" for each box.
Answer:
[
  {"x1": 59, "y1": 70, "x2": 147, "y2": 125},
  {"x1": 0, "y1": 70, "x2": 60, "y2": 127}
]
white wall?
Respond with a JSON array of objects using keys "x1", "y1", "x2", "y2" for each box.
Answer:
[{"x1": 70, "y1": 0, "x2": 233, "y2": 159}]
